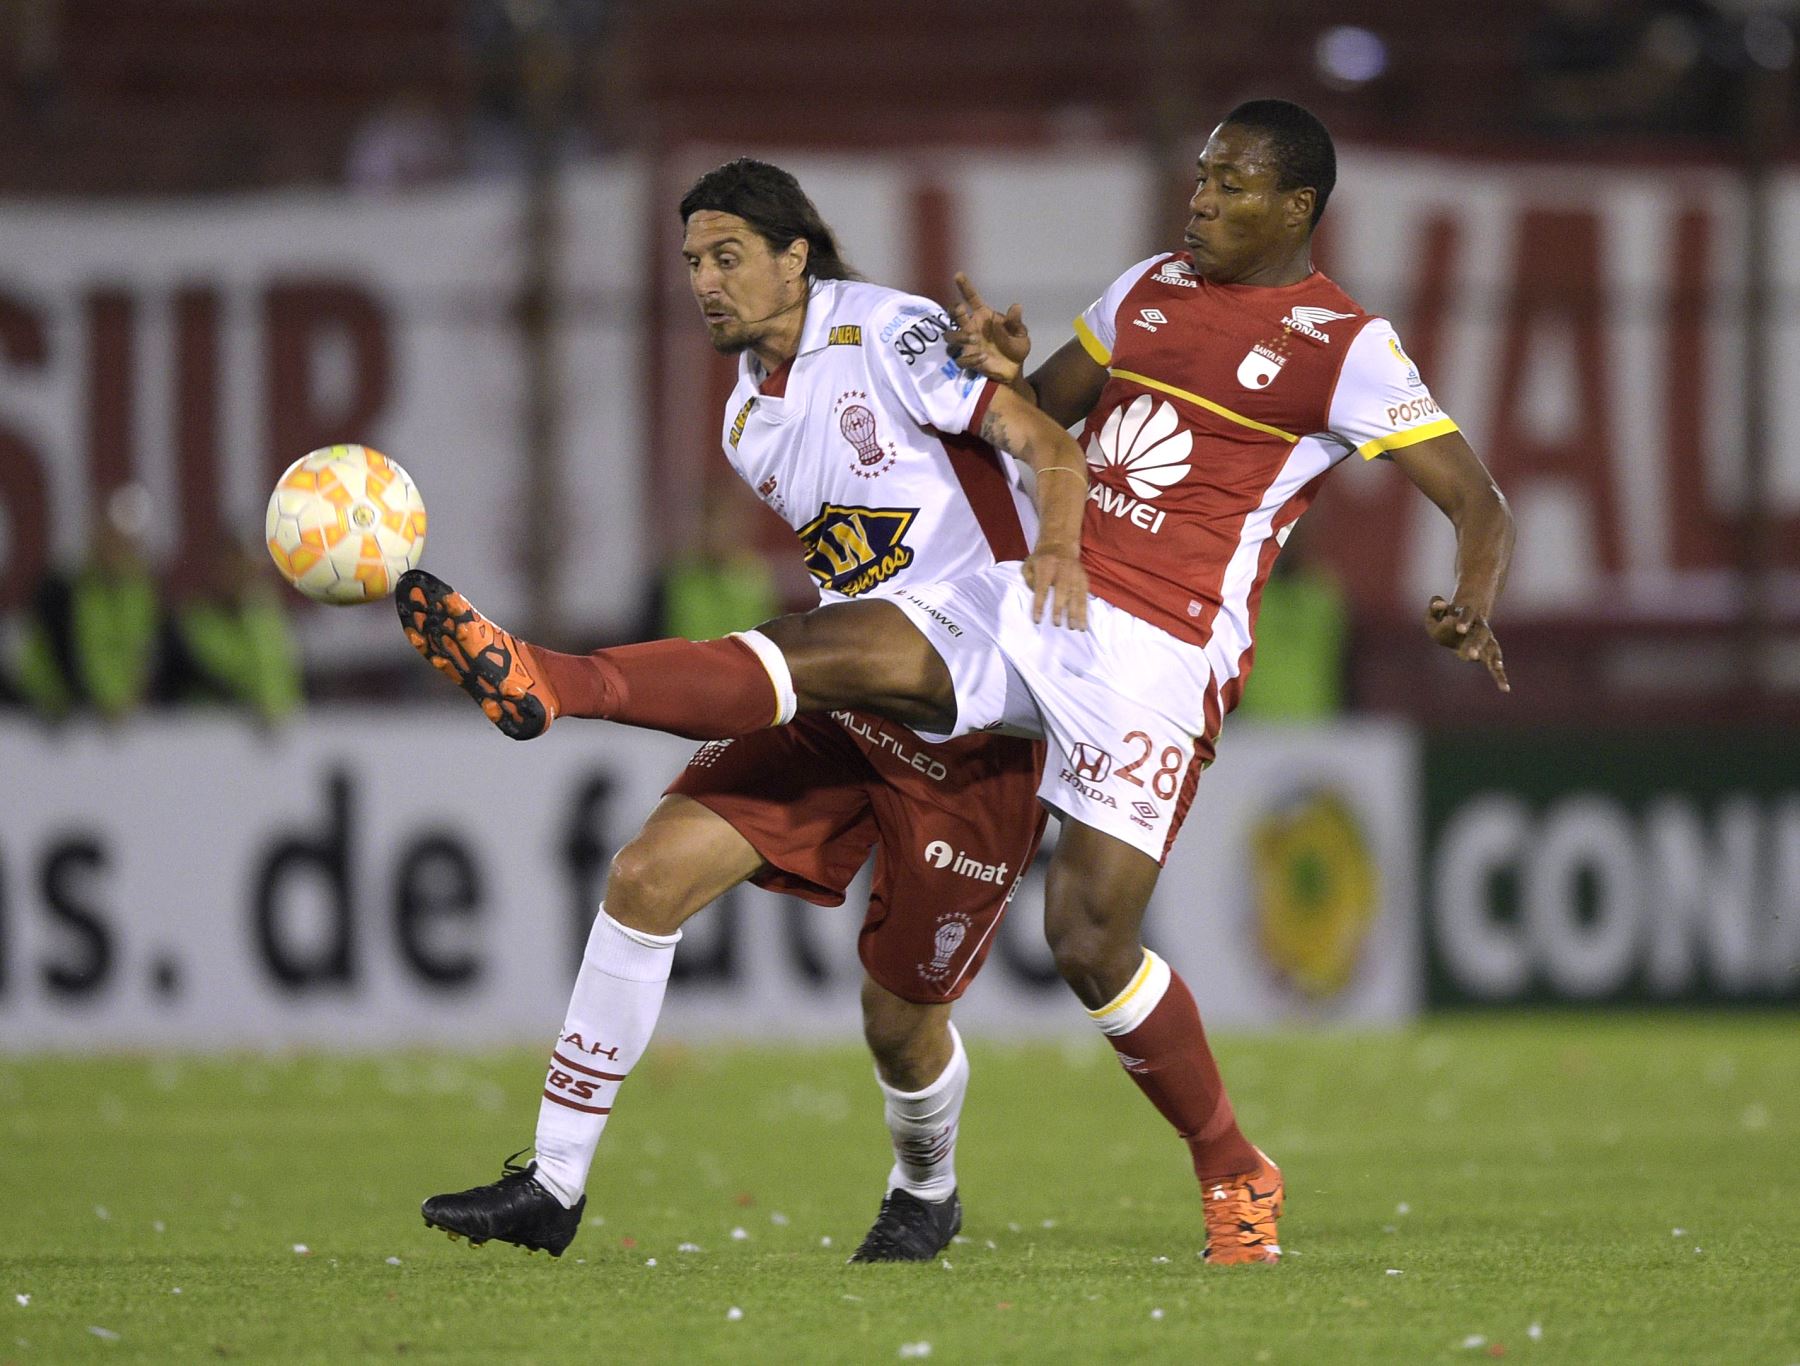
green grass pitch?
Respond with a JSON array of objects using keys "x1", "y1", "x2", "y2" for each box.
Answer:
[{"x1": 4, "y1": 1014, "x2": 1796, "y2": 1363}]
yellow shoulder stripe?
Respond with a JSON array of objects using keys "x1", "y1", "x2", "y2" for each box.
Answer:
[
  {"x1": 1358, "y1": 416, "x2": 1460, "y2": 461},
  {"x1": 1073, "y1": 316, "x2": 1111, "y2": 367},
  {"x1": 1109, "y1": 368, "x2": 1300, "y2": 444}
]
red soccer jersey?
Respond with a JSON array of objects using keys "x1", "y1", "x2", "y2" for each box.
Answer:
[{"x1": 1072, "y1": 252, "x2": 1457, "y2": 715}]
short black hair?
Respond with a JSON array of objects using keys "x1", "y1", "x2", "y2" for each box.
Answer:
[
  {"x1": 679, "y1": 158, "x2": 859, "y2": 281},
  {"x1": 1220, "y1": 99, "x2": 1337, "y2": 227}
]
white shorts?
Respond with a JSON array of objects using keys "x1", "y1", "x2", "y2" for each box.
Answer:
[{"x1": 884, "y1": 563, "x2": 1219, "y2": 863}]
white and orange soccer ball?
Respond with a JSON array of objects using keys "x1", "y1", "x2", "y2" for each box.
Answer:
[{"x1": 265, "y1": 444, "x2": 427, "y2": 604}]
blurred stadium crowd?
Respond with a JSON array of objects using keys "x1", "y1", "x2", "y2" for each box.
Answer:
[
  {"x1": 2, "y1": 0, "x2": 1798, "y2": 729},
  {"x1": 0, "y1": 0, "x2": 1789, "y2": 195}
]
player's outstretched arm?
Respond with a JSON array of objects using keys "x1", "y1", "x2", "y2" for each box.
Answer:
[
  {"x1": 1390, "y1": 431, "x2": 1515, "y2": 692},
  {"x1": 949, "y1": 273, "x2": 1109, "y2": 430},
  {"x1": 979, "y1": 386, "x2": 1090, "y2": 631}
]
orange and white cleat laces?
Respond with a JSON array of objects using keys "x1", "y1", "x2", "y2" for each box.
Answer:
[
  {"x1": 397, "y1": 570, "x2": 559, "y2": 741},
  {"x1": 1201, "y1": 1147, "x2": 1283, "y2": 1265}
]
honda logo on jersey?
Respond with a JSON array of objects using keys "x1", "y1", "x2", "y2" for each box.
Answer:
[
  {"x1": 1280, "y1": 305, "x2": 1356, "y2": 343},
  {"x1": 1071, "y1": 743, "x2": 1112, "y2": 782},
  {"x1": 1152, "y1": 259, "x2": 1198, "y2": 288}
]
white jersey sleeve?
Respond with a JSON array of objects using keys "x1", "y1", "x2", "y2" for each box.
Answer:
[
  {"x1": 1328, "y1": 318, "x2": 1460, "y2": 460},
  {"x1": 1073, "y1": 255, "x2": 1168, "y2": 366},
  {"x1": 866, "y1": 295, "x2": 994, "y2": 434}
]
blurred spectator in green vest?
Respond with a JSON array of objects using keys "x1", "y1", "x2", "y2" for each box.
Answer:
[
  {"x1": 640, "y1": 480, "x2": 780, "y2": 642},
  {"x1": 164, "y1": 531, "x2": 304, "y2": 725},
  {"x1": 1236, "y1": 524, "x2": 1349, "y2": 722},
  {"x1": 8, "y1": 485, "x2": 163, "y2": 724}
]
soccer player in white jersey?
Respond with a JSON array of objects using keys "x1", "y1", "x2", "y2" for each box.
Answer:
[
  {"x1": 413, "y1": 160, "x2": 1091, "y2": 1262},
  {"x1": 401, "y1": 102, "x2": 1513, "y2": 1265}
]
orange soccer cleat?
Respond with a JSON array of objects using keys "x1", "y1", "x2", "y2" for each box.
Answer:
[
  {"x1": 1200, "y1": 1147, "x2": 1283, "y2": 1265},
  {"x1": 397, "y1": 570, "x2": 560, "y2": 740}
]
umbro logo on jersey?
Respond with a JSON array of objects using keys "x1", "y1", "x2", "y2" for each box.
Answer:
[
  {"x1": 1133, "y1": 308, "x2": 1168, "y2": 333},
  {"x1": 1280, "y1": 305, "x2": 1357, "y2": 343}
]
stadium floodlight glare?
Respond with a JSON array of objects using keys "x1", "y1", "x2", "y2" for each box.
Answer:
[{"x1": 1314, "y1": 26, "x2": 1389, "y2": 89}]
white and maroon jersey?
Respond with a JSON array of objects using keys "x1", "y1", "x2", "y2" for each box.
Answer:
[
  {"x1": 721, "y1": 279, "x2": 1036, "y2": 603},
  {"x1": 1072, "y1": 251, "x2": 1457, "y2": 717}
]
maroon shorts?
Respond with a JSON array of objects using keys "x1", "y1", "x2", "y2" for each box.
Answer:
[{"x1": 667, "y1": 711, "x2": 1047, "y2": 1004}]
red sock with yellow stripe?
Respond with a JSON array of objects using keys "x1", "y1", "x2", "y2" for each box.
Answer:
[
  {"x1": 527, "y1": 629, "x2": 797, "y2": 741},
  {"x1": 1088, "y1": 948, "x2": 1260, "y2": 1182}
]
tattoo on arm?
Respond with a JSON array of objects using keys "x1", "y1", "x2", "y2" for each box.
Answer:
[{"x1": 979, "y1": 405, "x2": 1021, "y2": 458}]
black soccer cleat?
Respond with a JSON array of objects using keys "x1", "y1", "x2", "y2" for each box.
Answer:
[
  {"x1": 847, "y1": 1188, "x2": 963, "y2": 1263},
  {"x1": 396, "y1": 569, "x2": 557, "y2": 741},
  {"x1": 421, "y1": 1152, "x2": 584, "y2": 1257}
]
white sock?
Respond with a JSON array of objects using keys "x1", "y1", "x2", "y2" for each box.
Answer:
[
  {"x1": 730, "y1": 629, "x2": 798, "y2": 724},
  {"x1": 532, "y1": 906, "x2": 680, "y2": 1208},
  {"x1": 878, "y1": 1022, "x2": 969, "y2": 1202}
]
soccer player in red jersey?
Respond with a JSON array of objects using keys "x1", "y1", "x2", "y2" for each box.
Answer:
[
  {"x1": 415, "y1": 160, "x2": 1090, "y2": 1263},
  {"x1": 401, "y1": 102, "x2": 1512, "y2": 1265}
]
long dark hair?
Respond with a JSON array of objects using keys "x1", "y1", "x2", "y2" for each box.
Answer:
[{"x1": 678, "y1": 158, "x2": 860, "y2": 281}]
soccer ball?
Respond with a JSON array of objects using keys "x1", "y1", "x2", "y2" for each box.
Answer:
[{"x1": 265, "y1": 445, "x2": 427, "y2": 604}]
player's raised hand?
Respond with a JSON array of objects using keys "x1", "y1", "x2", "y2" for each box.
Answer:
[
  {"x1": 948, "y1": 272, "x2": 1031, "y2": 384},
  {"x1": 1024, "y1": 540, "x2": 1089, "y2": 631},
  {"x1": 1427, "y1": 594, "x2": 1509, "y2": 692}
]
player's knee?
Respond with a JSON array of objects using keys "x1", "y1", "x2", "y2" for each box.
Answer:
[
  {"x1": 604, "y1": 840, "x2": 695, "y2": 936},
  {"x1": 861, "y1": 988, "x2": 949, "y2": 1088},
  {"x1": 1046, "y1": 917, "x2": 1140, "y2": 1007},
  {"x1": 1047, "y1": 922, "x2": 1108, "y2": 983},
  {"x1": 860, "y1": 989, "x2": 912, "y2": 1055}
]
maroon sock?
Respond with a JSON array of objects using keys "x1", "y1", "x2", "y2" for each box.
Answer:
[
  {"x1": 1107, "y1": 970, "x2": 1259, "y2": 1181},
  {"x1": 527, "y1": 635, "x2": 784, "y2": 741}
]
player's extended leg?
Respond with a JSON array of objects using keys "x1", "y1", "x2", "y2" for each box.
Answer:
[
  {"x1": 849, "y1": 978, "x2": 967, "y2": 1263},
  {"x1": 420, "y1": 796, "x2": 763, "y2": 1255},
  {"x1": 1044, "y1": 819, "x2": 1283, "y2": 1266},
  {"x1": 396, "y1": 569, "x2": 955, "y2": 741}
]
